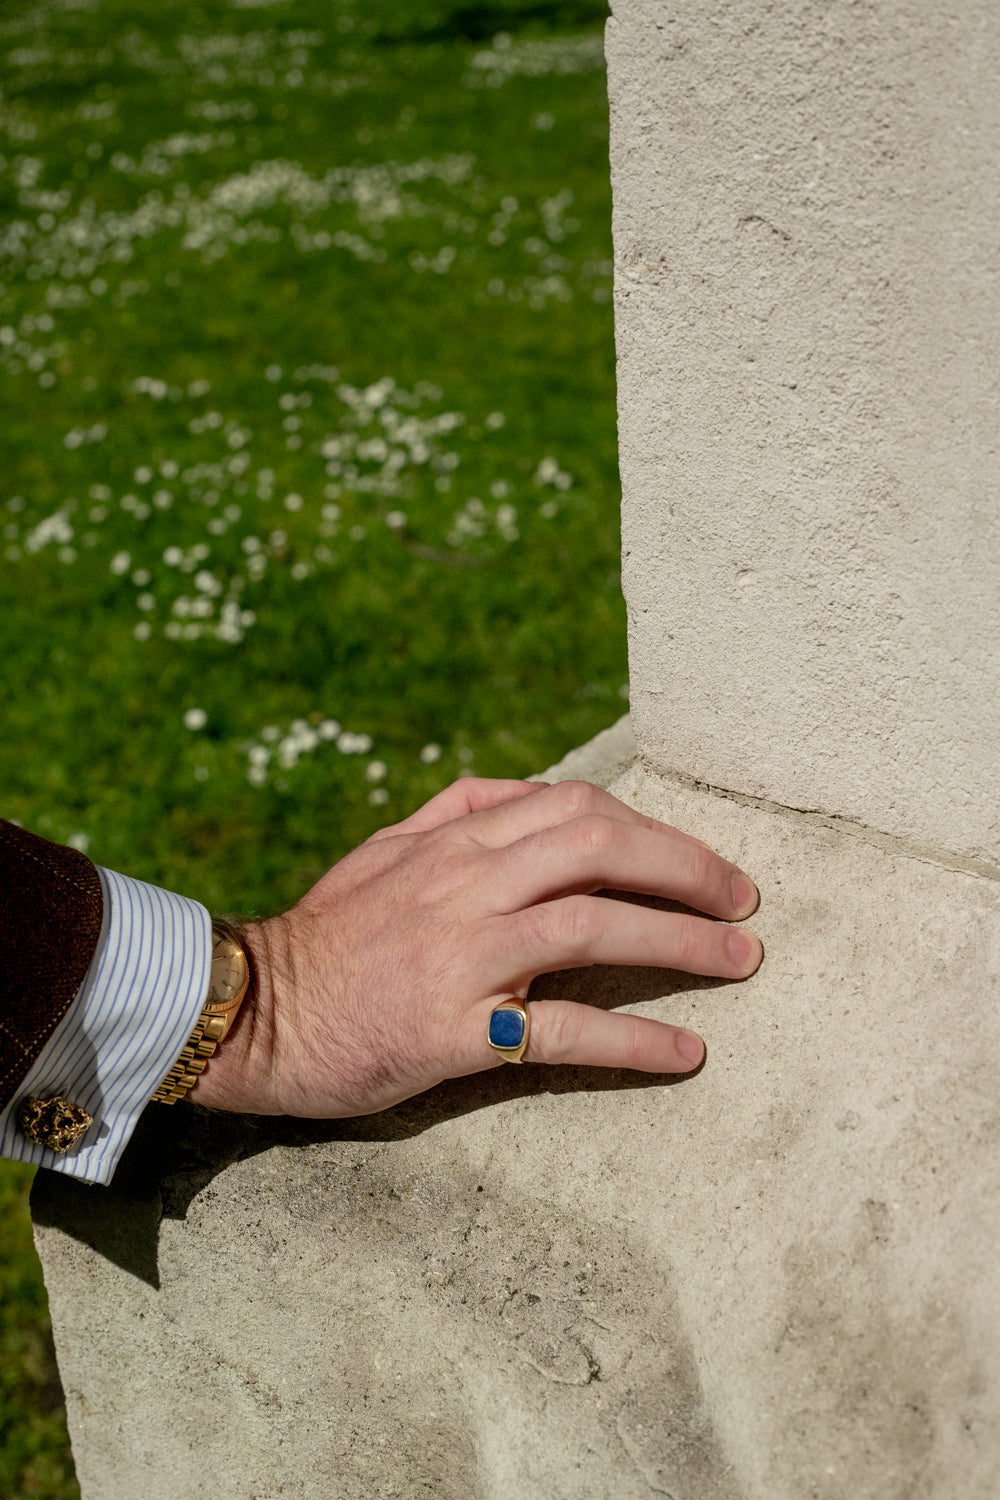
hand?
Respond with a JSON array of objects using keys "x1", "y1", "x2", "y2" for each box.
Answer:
[{"x1": 191, "y1": 778, "x2": 762, "y2": 1118}]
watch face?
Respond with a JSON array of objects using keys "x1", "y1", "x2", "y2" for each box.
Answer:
[{"x1": 207, "y1": 930, "x2": 250, "y2": 1009}]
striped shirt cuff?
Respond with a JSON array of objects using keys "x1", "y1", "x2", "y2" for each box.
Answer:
[{"x1": 0, "y1": 867, "x2": 211, "y2": 1185}]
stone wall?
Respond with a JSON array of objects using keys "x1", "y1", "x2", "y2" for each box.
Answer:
[{"x1": 610, "y1": 0, "x2": 1000, "y2": 867}]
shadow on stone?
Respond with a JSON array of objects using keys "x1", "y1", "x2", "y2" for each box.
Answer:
[{"x1": 30, "y1": 960, "x2": 719, "y2": 1290}]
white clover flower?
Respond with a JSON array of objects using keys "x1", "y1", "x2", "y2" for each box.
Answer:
[
  {"x1": 284, "y1": 492, "x2": 304, "y2": 511},
  {"x1": 163, "y1": 546, "x2": 183, "y2": 566},
  {"x1": 365, "y1": 760, "x2": 387, "y2": 782},
  {"x1": 419, "y1": 743, "x2": 442, "y2": 764},
  {"x1": 318, "y1": 719, "x2": 341, "y2": 740},
  {"x1": 183, "y1": 708, "x2": 207, "y2": 730},
  {"x1": 385, "y1": 511, "x2": 406, "y2": 530},
  {"x1": 261, "y1": 725, "x2": 281, "y2": 742},
  {"x1": 368, "y1": 788, "x2": 389, "y2": 807},
  {"x1": 247, "y1": 765, "x2": 267, "y2": 786},
  {"x1": 337, "y1": 731, "x2": 372, "y2": 754},
  {"x1": 66, "y1": 832, "x2": 89, "y2": 853},
  {"x1": 137, "y1": 593, "x2": 156, "y2": 611},
  {"x1": 134, "y1": 465, "x2": 153, "y2": 483},
  {"x1": 110, "y1": 551, "x2": 131, "y2": 575}
]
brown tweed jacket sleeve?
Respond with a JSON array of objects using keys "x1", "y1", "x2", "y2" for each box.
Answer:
[{"x1": 0, "y1": 819, "x2": 105, "y2": 1113}]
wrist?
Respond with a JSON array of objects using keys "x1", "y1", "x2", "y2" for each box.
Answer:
[{"x1": 187, "y1": 915, "x2": 289, "y2": 1114}]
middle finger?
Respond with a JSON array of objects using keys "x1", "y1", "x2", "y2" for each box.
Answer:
[{"x1": 484, "y1": 815, "x2": 758, "y2": 922}]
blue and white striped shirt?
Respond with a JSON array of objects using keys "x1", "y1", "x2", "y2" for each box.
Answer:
[{"x1": 0, "y1": 867, "x2": 211, "y2": 1185}]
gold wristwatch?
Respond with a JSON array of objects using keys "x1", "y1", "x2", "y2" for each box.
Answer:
[{"x1": 152, "y1": 919, "x2": 252, "y2": 1104}]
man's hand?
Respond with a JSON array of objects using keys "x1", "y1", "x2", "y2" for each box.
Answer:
[{"x1": 191, "y1": 778, "x2": 762, "y2": 1117}]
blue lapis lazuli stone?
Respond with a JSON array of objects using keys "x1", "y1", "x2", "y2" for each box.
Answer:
[{"x1": 489, "y1": 1008, "x2": 525, "y2": 1049}]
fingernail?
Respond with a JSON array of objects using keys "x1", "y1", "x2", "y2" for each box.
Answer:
[
  {"x1": 676, "y1": 1029, "x2": 704, "y2": 1068},
  {"x1": 727, "y1": 927, "x2": 761, "y2": 973},
  {"x1": 731, "y1": 871, "x2": 759, "y2": 916}
]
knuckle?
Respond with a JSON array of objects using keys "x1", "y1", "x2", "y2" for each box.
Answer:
[
  {"x1": 568, "y1": 813, "x2": 619, "y2": 863},
  {"x1": 685, "y1": 842, "x2": 717, "y2": 894},
  {"x1": 669, "y1": 914, "x2": 701, "y2": 972},
  {"x1": 549, "y1": 778, "x2": 600, "y2": 823},
  {"x1": 521, "y1": 896, "x2": 597, "y2": 963},
  {"x1": 621, "y1": 1016, "x2": 652, "y2": 1071},
  {"x1": 532, "y1": 1003, "x2": 583, "y2": 1065},
  {"x1": 555, "y1": 895, "x2": 600, "y2": 958}
]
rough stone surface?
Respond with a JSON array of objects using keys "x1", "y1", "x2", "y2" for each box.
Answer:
[
  {"x1": 33, "y1": 726, "x2": 1000, "y2": 1499},
  {"x1": 608, "y1": 0, "x2": 1000, "y2": 866}
]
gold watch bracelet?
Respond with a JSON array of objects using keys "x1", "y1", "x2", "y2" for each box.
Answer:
[{"x1": 151, "y1": 918, "x2": 253, "y2": 1105}]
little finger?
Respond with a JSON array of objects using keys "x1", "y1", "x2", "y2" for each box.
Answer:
[{"x1": 482, "y1": 997, "x2": 705, "y2": 1074}]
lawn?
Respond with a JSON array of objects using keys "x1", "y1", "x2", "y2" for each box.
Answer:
[{"x1": 0, "y1": 0, "x2": 622, "y2": 1491}]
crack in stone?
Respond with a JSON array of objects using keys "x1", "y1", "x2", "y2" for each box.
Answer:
[{"x1": 638, "y1": 756, "x2": 1000, "y2": 885}]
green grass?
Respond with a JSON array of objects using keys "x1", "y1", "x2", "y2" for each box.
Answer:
[{"x1": 0, "y1": 0, "x2": 622, "y2": 1491}]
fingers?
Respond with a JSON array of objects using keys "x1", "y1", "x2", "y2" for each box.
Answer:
[
  {"x1": 487, "y1": 815, "x2": 756, "y2": 922},
  {"x1": 472, "y1": 997, "x2": 705, "y2": 1074},
  {"x1": 492, "y1": 895, "x2": 762, "y2": 985},
  {"x1": 370, "y1": 777, "x2": 544, "y2": 841},
  {"x1": 462, "y1": 780, "x2": 756, "y2": 919},
  {"x1": 465, "y1": 778, "x2": 708, "y2": 851}
]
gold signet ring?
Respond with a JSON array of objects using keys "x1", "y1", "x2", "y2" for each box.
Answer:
[{"x1": 487, "y1": 998, "x2": 531, "y2": 1064}]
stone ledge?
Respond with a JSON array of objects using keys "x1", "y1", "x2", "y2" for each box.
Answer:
[{"x1": 34, "y1": 720, "x2": 1000, "y2": 1499}]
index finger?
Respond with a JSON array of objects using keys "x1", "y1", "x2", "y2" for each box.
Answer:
[
  {"x1": 369, "y1": 778, "x2": 544, "y2": 841},
  {"x1": 464, "y1": 778, "x2": 716, "y2": 855},
  {"x1": 462, "y1": 779, "x2": 759, "y2": 919}
]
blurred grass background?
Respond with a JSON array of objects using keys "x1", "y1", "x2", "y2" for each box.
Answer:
[{"x1": 0, "y1": 0, "x2": 622, "y2": 1491}]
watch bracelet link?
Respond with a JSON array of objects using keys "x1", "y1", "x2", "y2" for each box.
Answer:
[{"x1": 151, "y1": 918, "x2": 251, "y2": 1105}]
